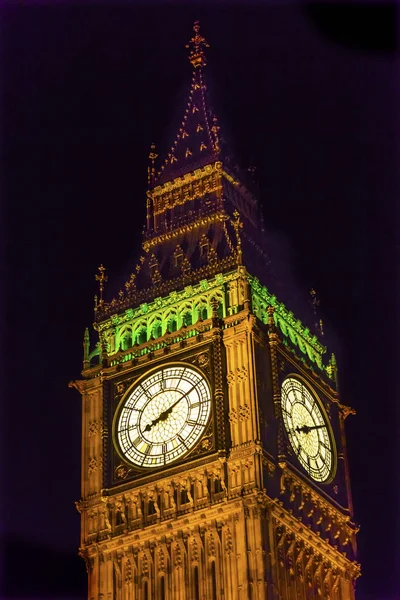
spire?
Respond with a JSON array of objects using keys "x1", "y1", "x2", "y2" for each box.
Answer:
[
  {"x1": 152, "y1": 22, "x2": 221, "y2": 186},
  {"x1": 186, "y1": 20, "x2": 210, "y2": 69}
]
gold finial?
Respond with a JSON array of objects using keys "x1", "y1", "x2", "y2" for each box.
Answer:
[
  {"x1": 211, "y1": 116, "x2": 221, "y2": 152},
  {"x1": 232, "y1": 210, "x2": 243, "y2": 264},
  {"x1": 83, "y1": 328, "x2": 90, "y2": 369},
  {"x1": 95, "y1": 265, "x2": 108, "y2": 306},
  {"x1": 310, "y1": 288, "x2": 324, "y2": 337},
  {"x1": 147, "y1": 143, "x2": 158, "y2": 186},
  {"x1": 186, "y1": 21, "x2": 210, "y2": 69}
]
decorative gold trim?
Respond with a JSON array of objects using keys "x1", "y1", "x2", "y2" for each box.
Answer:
[{"x1": 142, "y1": 210, "x2": 227, "y2": 252}]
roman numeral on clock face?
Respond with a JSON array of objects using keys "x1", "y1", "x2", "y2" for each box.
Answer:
[{"x1": 132, "y1": 435, "x2": 141, "y2": 447}]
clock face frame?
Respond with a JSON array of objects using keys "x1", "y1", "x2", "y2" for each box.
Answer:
[
  {"x1": 280, "y1": 376, "x2": 336, "y2": 483},
  {"x1": 113, "y1": 363, "x2": 212, "y2": 469}
]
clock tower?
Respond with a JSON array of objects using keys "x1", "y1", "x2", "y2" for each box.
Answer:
[{"x1": 72, "y1": 22, "x2": 360, "y2": 600}]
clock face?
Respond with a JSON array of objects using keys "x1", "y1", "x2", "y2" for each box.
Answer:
[
  {"x1": 114, "y1": 364, "x2": 211, "y2": 468},
  {"x1": 281, "y1": 377, "x2": 334, "y2": 482}
]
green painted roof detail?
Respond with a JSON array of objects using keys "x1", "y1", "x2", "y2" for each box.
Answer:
[
  {"x1": 92, "y1": 271, "x2": 235, "y2": 363},
  {"x1": 248, "y1": 275, "x2": 327, "y2": 371},
  {"x1": 91, "y1": 269, "x2": 331, "y2": 378}
]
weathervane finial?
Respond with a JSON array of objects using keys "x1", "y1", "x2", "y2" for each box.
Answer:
[
  {"x1": 147, "y1": 142, "x2": 158, "y2": 186},
  {"x1": 310, "y1": 288, "x2": 324, "y2": 337},
  {"x1": 95, "y1": 264, "x2": 108, "y2": 306},
  {"x1": 186, "y1": 21, "x2": 210, "y2": 69}
]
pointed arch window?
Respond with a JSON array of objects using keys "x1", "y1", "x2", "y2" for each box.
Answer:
[
  {"x1": 137, "y1": 328, "x2": 147, "y2": 345},
  {"x1": 194, "y1": 565, "x2": 200, "y2": 600},
  {"x1": 211, "y1": 561, "x2": 217, "y2": 600},
  {"x1": 175, "y1": 250, "x2": 184, "y2": 268},
  {"x1": 198, "y1": 306, "x2": 208, "y2": 321},
  {"x1": 152, "y1": 322, "x2": 162, "y2": 339},
  {"x1": 200, "y1": 240, "x2": 209, "y2": 259},
  {"x1": 183, "y1": 311, "x2": 192, "y2": 327},
  {"x1": 160, "y1": 576, "x2": 166, "y2": 600},
  {"x1": 168, "y1": 318, "x2": 177, "y2": 333},
  {"x1": 180, "y1": 488, "x2": 188, "y2": 505},
  {"x1": 143, "y1": 580, "x2": 149, "y2": 600}
]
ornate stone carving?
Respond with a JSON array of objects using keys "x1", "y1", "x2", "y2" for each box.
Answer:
[
  {"x1": 201, "y1": 437, "x2": 212, "y2": 450},
  {"x1": 228, "y1": 408, "x2": 238, "y2": 423},
  {"x1": 238, "y1": 404, "x2": 250, "y2": 421},
  {"x1": 88, "y1": 457, "x2": 98, "y2": 475},
  {"x1": 142, "y1": 552, "x2": 149, "y2": 577},
  {"x1": 208, "y1": 532, "x2": 216, "y2": 557},
  {"x1": 191, "y1": 537, "x2": 199, "y2": 562},
  {"x1": 88, "y1": 419, "x2": 103, "y2": 436},
  {"x1": 224, "y1": 526, "x2": 233, "y2": 554},
  {"x1": 226, "y1": 366, "x2": 248, "y2": 386},
  {"x1": 115, "y1": 464, "x2": 129, "y2": 480},
  {"x1": 175, "y1": 542, "x2": 183, "y2": 569},
  {"x1": 196, "y1": 352, "x2": 209, "y2": 367},
  {"x1": 158, "y1": 546, "x2": 167, "y2": 572},
  {"x1": 125, "y1": 558, "x2": 132, "y2": 585},
  {"x1": 226, "y1": 372, "x2": 235, "y2": 387}
]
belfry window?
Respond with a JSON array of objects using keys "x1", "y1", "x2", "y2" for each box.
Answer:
[
  {"x1": 200, "y1": 241, "x2": 209, "y2": 258},
  {"x1": 150, "y1": 263, "x2": 158, "y2": 278},
  {"x1": 175, "y1": 251, "x2": 184, "y2": 268}
]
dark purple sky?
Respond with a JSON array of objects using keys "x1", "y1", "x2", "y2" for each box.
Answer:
[{"x1": 2, "y1": 3, "x2": 397, "y2": 599}]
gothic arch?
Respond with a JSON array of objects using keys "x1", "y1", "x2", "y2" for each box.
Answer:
[
  {"x1": 117, "y1": 325, "x2": 133, "y2": 351},
  {"x1": 133, "y1": 321, "x2": 148, "y2": 345}
]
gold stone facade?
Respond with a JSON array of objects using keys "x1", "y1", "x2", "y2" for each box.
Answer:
[{"x1": 72, "y1": 22, "x2": 359, "y2": 600}]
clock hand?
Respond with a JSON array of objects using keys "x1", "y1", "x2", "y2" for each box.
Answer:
[
  {"x1": 144, "y1": 396, "x2": 184, "y2": 432},
  {"x1": 295, "y1": 424, "x2": 325, "y2": 434}
]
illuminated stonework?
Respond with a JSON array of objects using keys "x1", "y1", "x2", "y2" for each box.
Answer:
[{"x1": 72, "y1": 21, "x2": 360, "y2": 600}]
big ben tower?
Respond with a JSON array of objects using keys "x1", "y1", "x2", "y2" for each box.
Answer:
[{"x1": 72, "y1": 22, "x2": 360, "y2": 600}]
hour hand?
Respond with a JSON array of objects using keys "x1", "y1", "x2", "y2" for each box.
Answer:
[
  {"x1": 144, "y1": 413, "x2": 167, "y2": 432},
  {"x1": 295, "y1": 424, "x2": 325, "y2": 434},
  {"x1": 144, "y1": 400, "x2": 180, "y2": 432},
  {"x1": 144, "y1": 414, "x2": 165, "y2": 432}
]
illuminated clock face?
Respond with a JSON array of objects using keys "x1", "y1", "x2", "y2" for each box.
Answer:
[
  {"x1": 115, "y1": 365, "x2": 211, "y2": 468},
  {"x1": 281, "y1": 377, "x2": 334, "y2": 482}
]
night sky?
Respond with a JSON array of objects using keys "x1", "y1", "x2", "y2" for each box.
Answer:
[{"x1": 2, "y1": 3, "x2": 397, "y2": 599}]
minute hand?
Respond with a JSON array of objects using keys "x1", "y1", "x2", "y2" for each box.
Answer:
[{"x1": 295, "y1": 424, "x2": 326, "y2": 434}]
